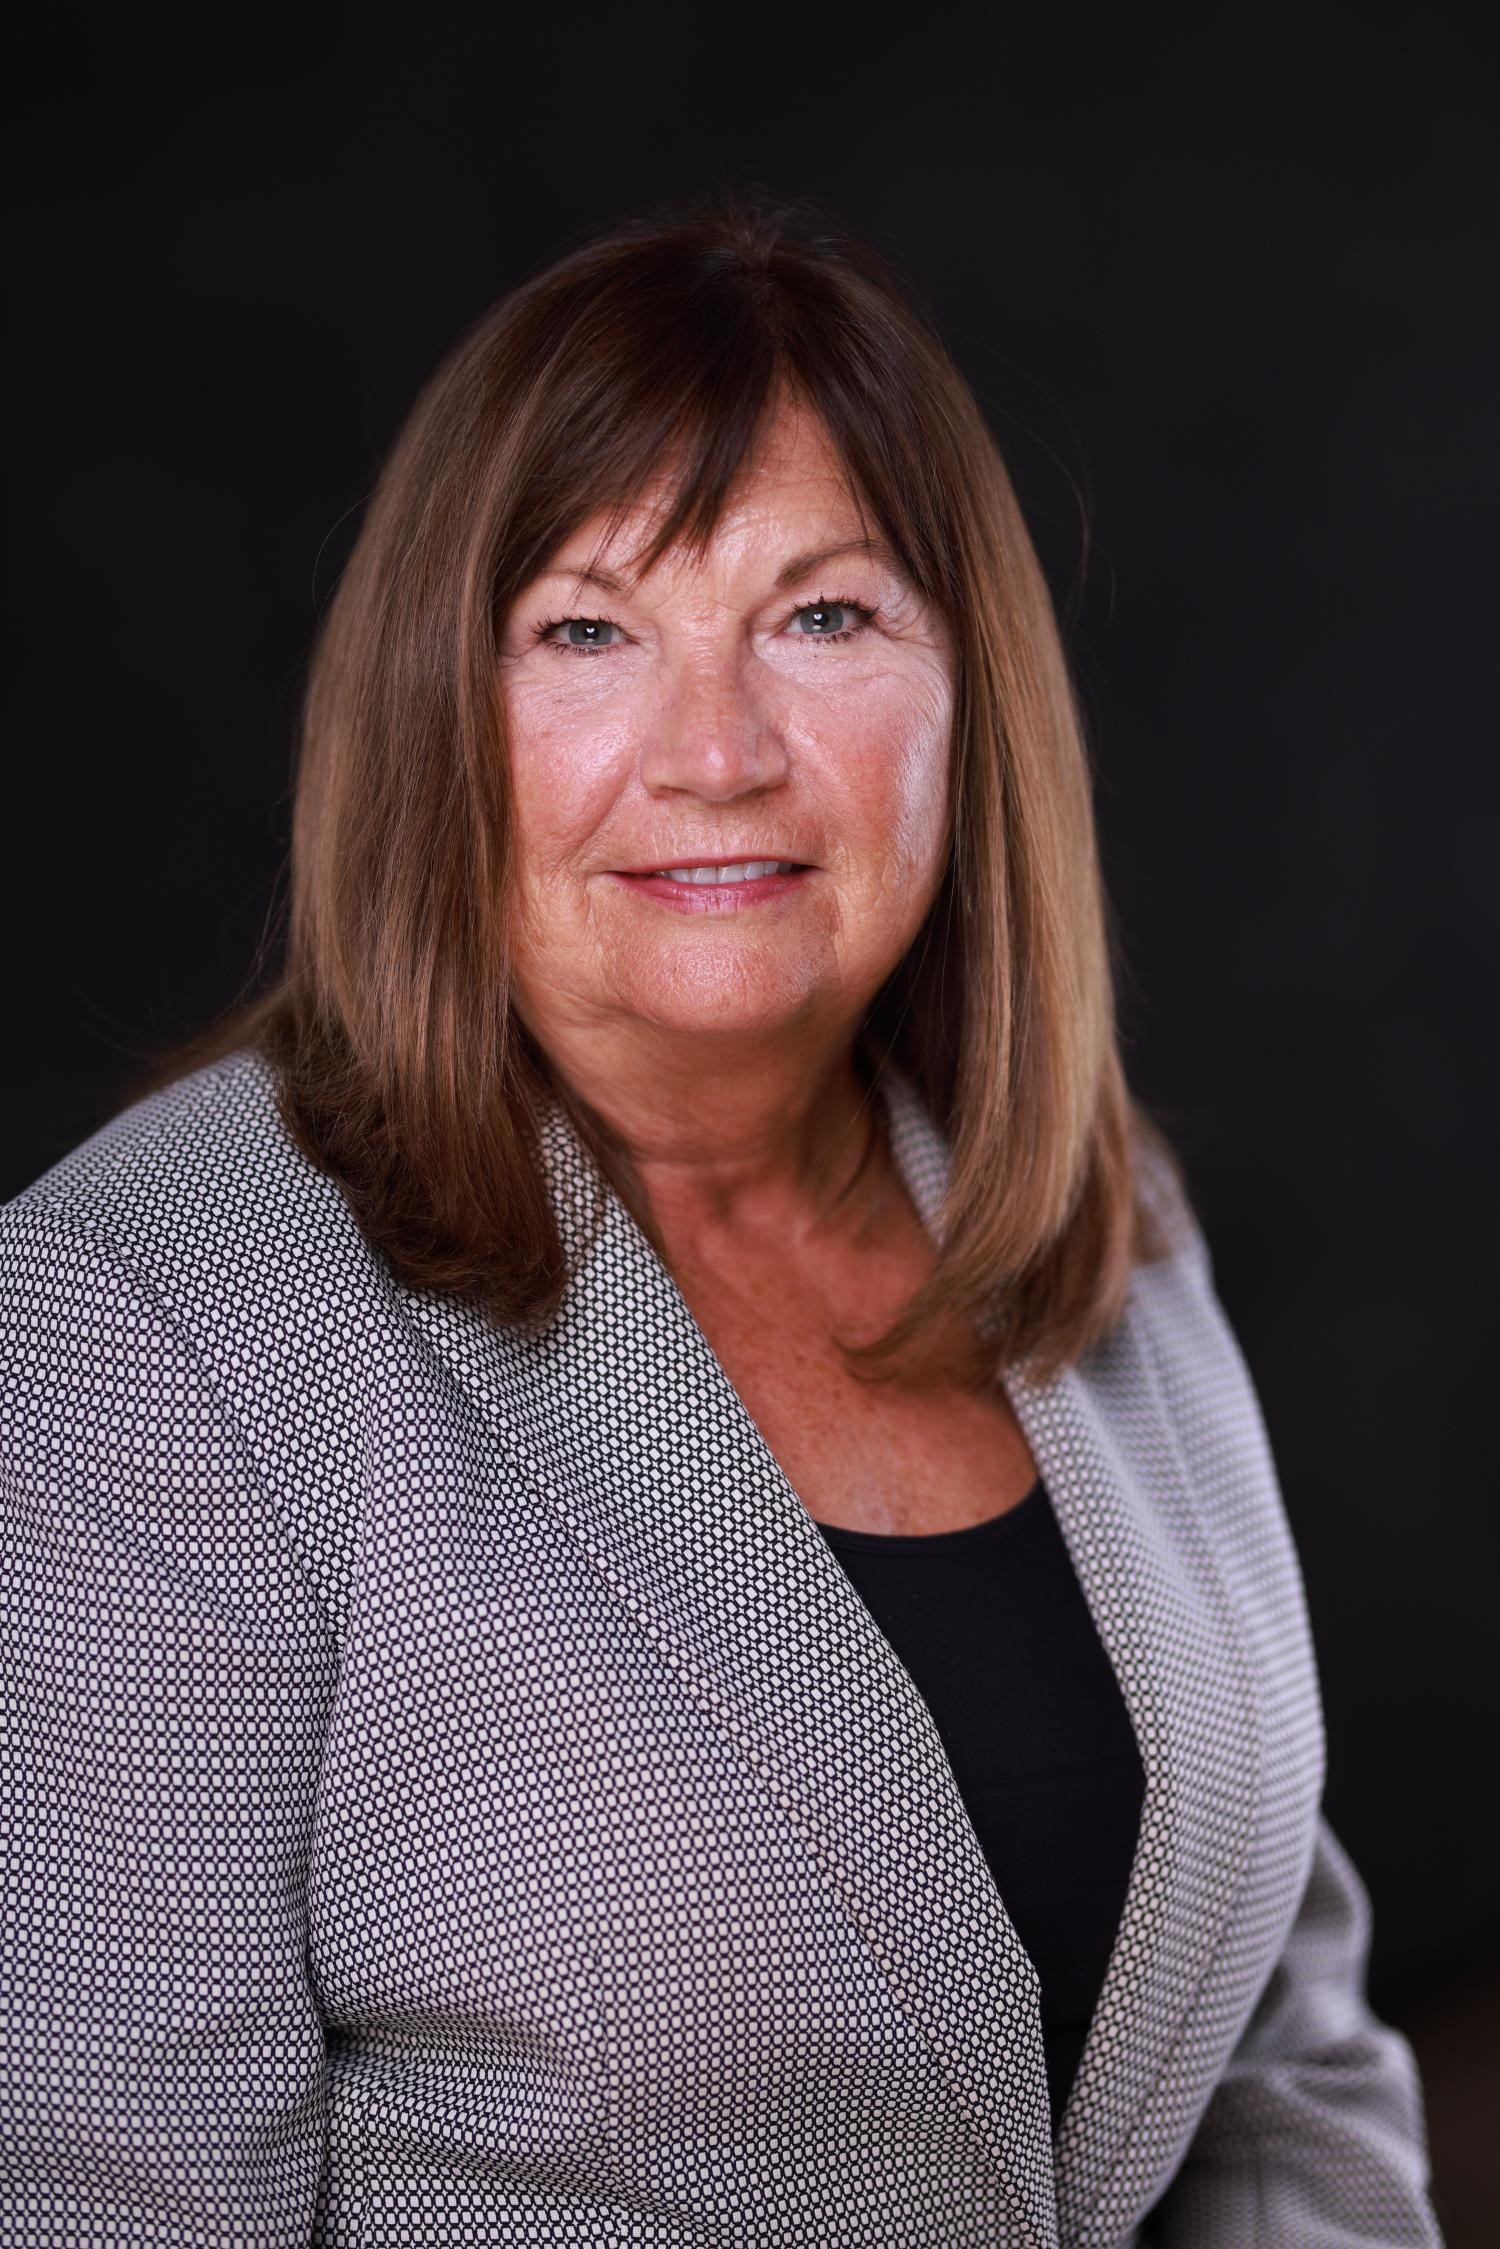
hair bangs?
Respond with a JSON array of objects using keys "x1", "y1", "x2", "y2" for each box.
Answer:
[{"x1": 494, "y1": 254, "x2": 789, "y2": 610}]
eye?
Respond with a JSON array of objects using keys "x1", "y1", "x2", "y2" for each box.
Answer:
[
  {"x1": 785, "y1": 596, "x2": 877, "y2": 645},
  {"x1": 533, "y1": 614, "x2": 626, "y2": 657}
]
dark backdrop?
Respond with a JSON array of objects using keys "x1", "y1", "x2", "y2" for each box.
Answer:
[{"x1": 6, "y1": 7, "x2": 1496, "y2": 2235}]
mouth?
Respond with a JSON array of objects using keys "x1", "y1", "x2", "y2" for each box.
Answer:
[
  {"x1": 613, "y1": 857, "x2": 813, "y2": 882},
  {"x1": 608, "y1": 858, "x2": 816, "y2": 909}
]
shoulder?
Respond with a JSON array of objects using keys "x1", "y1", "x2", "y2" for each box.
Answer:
[
  {"x1": 1123, "y1": 1132, "x2": 1251, "y2": 1419},
  {"x1": 1, "y1": 1054, "x2": 377, "y2": 1635},
  {"x1": 1, "y1": 1050, "x2": 400, "y2": 1465},
  {"x1": 3, "y1": 1048, "x2": 377, "y2": 1309},
  {"x1": 8, "y1": 1048, "x2": 345, "y2": 1256},
  {"x1": 1117, "y1": 1138, "x2": 1314, "y2": 1620},
  {"x1": 2, "y1": 1052, "x2": 404, "y2": 1636}
]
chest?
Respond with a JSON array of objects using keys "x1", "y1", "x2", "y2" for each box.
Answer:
[
  {"x1": 314, "y1": 1207, "x2": 1324, "y2": 2240},
  {"x1": 667, "y1": 1241, "x2": 1041, "y2": 1538}
]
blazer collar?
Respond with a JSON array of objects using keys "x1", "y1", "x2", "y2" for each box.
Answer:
[{"x1": 400, "y1": 1059, "x2": 1260, "y2": 2247}]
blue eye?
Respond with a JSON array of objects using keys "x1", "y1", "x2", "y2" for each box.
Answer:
[
  {"x1": 535, "y1": 615, "x2": 624, "y2": 657},
  {"x1": 789, "y1": 597, "x2": 875, "y2": 644}
]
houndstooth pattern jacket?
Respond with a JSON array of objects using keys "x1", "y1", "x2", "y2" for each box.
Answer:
[{"x1": 1, "y1": 1047, "x2": 1441, "y2": 2247}]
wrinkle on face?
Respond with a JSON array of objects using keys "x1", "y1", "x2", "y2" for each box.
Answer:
[{"x1": 496, "y1": 398, "x2": 956, "y2": 1077}]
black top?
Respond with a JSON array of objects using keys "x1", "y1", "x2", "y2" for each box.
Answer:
[{"x1": 813, "y1": 1476, "x2": 1144, "y2": 2141}]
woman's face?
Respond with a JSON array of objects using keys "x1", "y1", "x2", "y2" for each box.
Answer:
[{"x1": 496, "y1": 400, "x2": 956, "y2": 1073}]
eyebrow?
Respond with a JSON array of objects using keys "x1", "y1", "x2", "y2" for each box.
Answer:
[
  {"x1": 774, "y1": 538, "x2": 899, "y2": 591},
  {"x1": 534, "y1": 537, "x2": 903, "y2": 599}
]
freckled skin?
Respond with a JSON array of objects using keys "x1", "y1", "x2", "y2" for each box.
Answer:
[{"x1": 496, "y1": 398, "x2": 956, "y2": 1247}]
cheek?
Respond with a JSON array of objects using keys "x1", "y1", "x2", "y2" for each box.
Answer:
[
  {"x1": 504, "y1": 685, "x2": 634, "y2": 874},
  {"x1": 786, "y1": 667, "x2": 952, "y2": 870},
  {"x1": 886, "y1": 694, "x2": 953, "y2": 858}
]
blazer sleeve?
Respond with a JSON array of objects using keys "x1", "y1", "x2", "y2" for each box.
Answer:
[
  {"x1": 1138, "y1": 1155, "x2": 1443, "y2": 2246},
  {"x1": 1146, "y1": 1811, "x2": 1442, "y2": 2245},
  {"x1": 0, "y1": 1202, "x2": 338, "y2": 2247}
]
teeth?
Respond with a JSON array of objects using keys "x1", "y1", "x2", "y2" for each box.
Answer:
[{"x1": 654, "y1": 861, "x2": 795, "y2": 884}]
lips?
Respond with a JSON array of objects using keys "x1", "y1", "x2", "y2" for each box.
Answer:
[
  {"x1": 614, "y1": 860, "x2": 812, "y2": 876},
  {"x1": 607, "y1": 864, "x2": 814, "y2": 908}
]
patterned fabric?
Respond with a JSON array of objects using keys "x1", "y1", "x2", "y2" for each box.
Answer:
[{"x1": 0, "y1": 1047, "x2": 1441, "y2": 2246}]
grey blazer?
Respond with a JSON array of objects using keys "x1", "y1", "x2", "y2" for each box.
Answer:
[{"x1": 0, "y1": 1047, "x2": 1441, "y2": 2247}]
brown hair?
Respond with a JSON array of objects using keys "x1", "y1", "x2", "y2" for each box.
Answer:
[{"x1": 124, "y1": 187, "x2": 1198, "y2": 1387}]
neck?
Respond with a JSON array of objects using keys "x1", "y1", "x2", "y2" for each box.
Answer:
[{"x1": 539, "y1": 1028, "x2": 889, "y2": 1253}]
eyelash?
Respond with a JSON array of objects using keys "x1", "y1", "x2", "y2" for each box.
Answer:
[{"x1": 530, "y1": 594, "x2": 879, "y2": 658}]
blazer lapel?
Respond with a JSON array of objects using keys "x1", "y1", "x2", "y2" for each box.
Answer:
[
  {"x1": 400, "y1": 1059, "x2": 1258, "y2": 2249},
  {"x1": 1010, "y1": 1332, "x2": 1262, "y2": 2243},
  {"x1": 881, "y1": 1068, "x2": 1262, "y2": 2240}
]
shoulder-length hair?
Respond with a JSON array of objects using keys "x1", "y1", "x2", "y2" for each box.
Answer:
[{"x1": 128, "y1": 188, "x2": 1197, "y2": 1389}]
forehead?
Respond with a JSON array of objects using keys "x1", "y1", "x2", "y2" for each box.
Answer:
[{"x1": 558, "y1": 401, "x2": 869, "y2": 588}]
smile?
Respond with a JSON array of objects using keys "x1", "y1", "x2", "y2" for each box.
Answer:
[
  {"x1": 652, "y1": 860, "x2": 795, "y2": 884},
  {"x1": 608, "y1": 863, "x2": 815, "y2": 910}
]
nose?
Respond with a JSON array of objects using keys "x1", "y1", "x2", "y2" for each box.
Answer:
[{"x1": 638, "y1": 649, "x2": 789, "y2": 801}]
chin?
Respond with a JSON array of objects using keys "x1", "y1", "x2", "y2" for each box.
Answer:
[{"x1": 609, "y1": 961, "x2": 826, "y2": 1038}]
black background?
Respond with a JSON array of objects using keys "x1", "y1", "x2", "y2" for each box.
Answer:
[{"x1": 6, "y1": 6, "x2": 1496, "y2": 2231}]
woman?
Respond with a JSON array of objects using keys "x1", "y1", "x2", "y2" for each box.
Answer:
[{"x1": 0, "y1": 195, "x2": 1441, "y2": 2247}]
